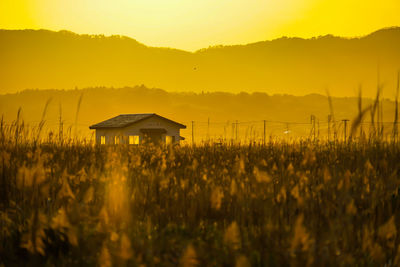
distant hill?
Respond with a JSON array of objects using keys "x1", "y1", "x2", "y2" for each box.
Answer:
[
  {"x1": 0, "y1": 86, "x2": 397, "y2": 141},
  {"x1": 1, "y1": 28, "x2": 400, "y2": 97}
]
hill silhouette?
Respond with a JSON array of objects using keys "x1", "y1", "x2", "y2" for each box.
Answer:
[
  {"x1": 1, "y1": 28, "x2": 400, "y2": 97},
  {"x1": 0, "y1": 86, "x2": 397, "y2": 141}
]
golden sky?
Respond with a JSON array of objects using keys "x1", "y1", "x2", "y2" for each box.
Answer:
[{"x1": 1, "y1": 0, "x2": 399, "y2": 51}]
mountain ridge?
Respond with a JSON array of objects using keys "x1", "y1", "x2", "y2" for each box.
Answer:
[
  {"x1": 3, "y1": 26, "x2": 399, "y2": 52},
  {"x1": 1, "y1": 27, "x2": 400, "y2": 97}
]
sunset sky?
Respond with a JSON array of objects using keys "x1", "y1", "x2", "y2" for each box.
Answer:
[{"x1": 1, "y1": 0, "x2": 400, "y2": 51}]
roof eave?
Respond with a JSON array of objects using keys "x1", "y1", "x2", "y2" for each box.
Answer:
[
  {"x1": 89, "y1": 126, "x2": 122, "y2": 129},
  {"x1": 152, "y1": 114, "x2": 186, "y2": 129},
  {"x1": 89, "y1": 114, "x2": 186, "y2": 129}
]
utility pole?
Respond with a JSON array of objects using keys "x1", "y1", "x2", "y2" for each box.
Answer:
[
  {"x1": 235, "y1": 120, "x2": 238, "y2": 142},
  {"x1": 342, "y1": 119, "x2": 349, "y2": 142},
  {"x1": 59, "y1": 103, "x2": 63, "y2": 145},
  {"x1": 224, "y1": 124, "x2": 227, "y2": 142},
  {"x1": 207, "y1": 117, "x2": 210, "y2": 141},
  {"x1": 393, "y1": 72, "x2": 399, "y2": 142},
  {"x1": 285, "y1": 123, "x2": 290, "y2": 139},
  {"x1": 263, "y1": 120, "x2": 266, "y2": 146},
  {"x1": 310, "y1": 115, "x2": 316, "y2": 142},
  {"x1": 231, "y1": 122, "x2": 235, "y2": 145},
  {"x1": 191, "y1": 121, "x2": 194, "y2": 145}
]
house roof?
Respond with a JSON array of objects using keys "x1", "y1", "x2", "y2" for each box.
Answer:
[{"x1": 89, "y1": 113, "x2": 186, "y2": 129}]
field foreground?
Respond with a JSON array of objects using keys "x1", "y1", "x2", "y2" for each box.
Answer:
[{"x1": 1, "y1": 139, "x2": 400, "y2": 266}]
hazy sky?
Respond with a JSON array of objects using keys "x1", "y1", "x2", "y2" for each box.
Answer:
[{"x1": 1, "y1": 0, "x2": 400, "y2": 51}]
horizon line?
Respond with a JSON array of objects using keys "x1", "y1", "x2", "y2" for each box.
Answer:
[
  {"x1": 1, "y1": 25, "x2": 399, "y2": 53},
  {"x1": 2, "y1": 85, "x2": 395, "y2": 101}
]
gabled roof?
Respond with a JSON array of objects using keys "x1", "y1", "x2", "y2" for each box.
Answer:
[{"x1": 89, "y1": 113, "x2": 186, "y2": 129}]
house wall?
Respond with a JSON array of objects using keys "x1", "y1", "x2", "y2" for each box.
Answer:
[{"x1": 94, "y1": 116, "x2": 184, "y2": 144}]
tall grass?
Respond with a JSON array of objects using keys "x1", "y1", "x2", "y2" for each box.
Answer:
[
  {"x1": 1, "y1": 79, "x2": 400, "y2": 266},
  {"x1": 0, "y1": 118, "x2": 400, "y2": 266}
]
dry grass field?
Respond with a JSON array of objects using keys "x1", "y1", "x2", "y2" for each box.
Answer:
[{"x1": 1, "y1": 119, "x2": 400, "y2": 266}]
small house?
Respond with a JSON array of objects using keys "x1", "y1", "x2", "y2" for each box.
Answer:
[{"x1": 89, "y1": 113, "x2": 186, "y2": 145}]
